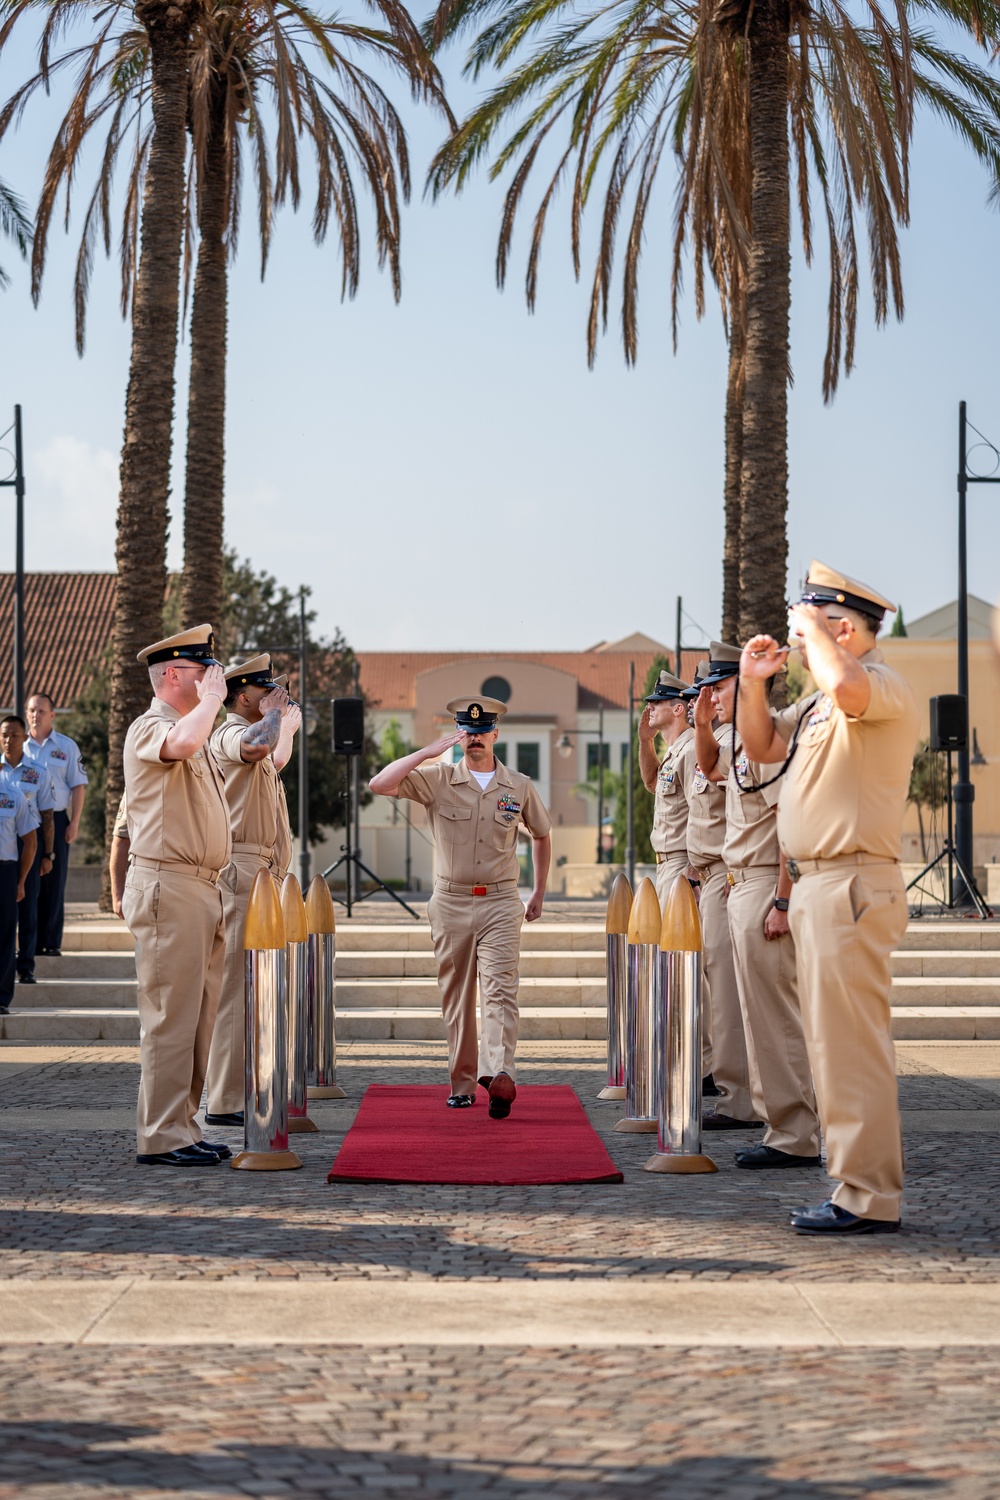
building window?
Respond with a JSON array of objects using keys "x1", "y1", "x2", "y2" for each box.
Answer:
[
  {"x1": 494, "y1": 741, "x2": 508, "y2": 765},
  {"x1": 587, "y1": 742, "x2": 610, "y2": 775},
  {"x1": 481, "y1": 675, "x2": 512, "y2": 703},
  {"x1": 620, "y1": 743, "x2": 629, "y2": 771},
  {"x1": 517, "y1": 742, "x2": 540, "y2": 780}
]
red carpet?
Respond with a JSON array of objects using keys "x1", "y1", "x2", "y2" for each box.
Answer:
[{"x1": 327, "y1": 1085, "x2": 623, "y2": 1185}]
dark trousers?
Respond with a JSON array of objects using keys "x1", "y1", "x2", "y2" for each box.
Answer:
[
  {"x1": 16, "y1": 834, "x2": 43, "y2": 977},
  {"x1": 38, "y1": 809, "x2": 69, "y2": 953},
  {"x1": 0, "y1": 860, "x2": 19, "y2": 1007}
]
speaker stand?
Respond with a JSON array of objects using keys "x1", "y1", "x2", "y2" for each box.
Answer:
[
  {"x1": 906, "y1": 751, "x2": 993, "y2": 920},
  {"x1": 321, "y1": 759, "x2": 420, "y2": 920}
]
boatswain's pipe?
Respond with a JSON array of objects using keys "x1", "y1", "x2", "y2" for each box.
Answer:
[
  {"x1": 305, "y1": 875, "x2": 345, "y2": 1100},
  {"x1": 614, "y1": 877, "x2": 661, "y2": 1134},
  {"x1": 231, "y1": 869, "x2": 303, "y2": 1171},
  {"x1": 282, "y1": 874, "x2": 318, "y2": 1134},
  {"x1": 599, "y1": 873, "x2": 633, "y2": 1101},
  {"x1": 644, "y1": 873, "x2": 717, "y2": 1174}
]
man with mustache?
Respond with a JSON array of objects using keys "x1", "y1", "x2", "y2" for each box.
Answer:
[{"x1": 370, "y1": 697, "x2": 551, "y2": 1118}]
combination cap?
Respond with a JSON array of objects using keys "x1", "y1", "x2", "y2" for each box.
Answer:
[
  {"x1": 680, "y1": 661, "x2": 710, "y2": 700},
  {"x1": 798, "y1": 560, "x2": 895, "y2": 622},
  {"x1": 137, "y1": 624, "x2": 222, "y2": 668},
  {"x1": 644, "y1": 670, "x2": 691, "y2": 703},
  {"x1": 223, "y1": 653, "x2": 279, "y2": 690},
  {"x1": 446, "y1": 695, "x2": 508, "y2": 733},
  {"x1": 698, "y1": 641, "x2": 742, "y2": 688}
]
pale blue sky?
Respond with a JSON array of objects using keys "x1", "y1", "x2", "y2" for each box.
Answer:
[{"x1": 1, "y1": 15, "x2": 1000, "y2": 655}]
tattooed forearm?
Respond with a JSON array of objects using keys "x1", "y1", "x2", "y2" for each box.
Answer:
[{"x1": 243, "y1": 709, "x2": 282, "y2": 752}]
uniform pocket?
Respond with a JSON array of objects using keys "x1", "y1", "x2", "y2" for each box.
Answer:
[
  {"x1": 848, "y1": 875, "x2": 871, "y2": 925},
  {"x1": 492, "y1": 810, "x2": 518, "y2": 851},
  {"x1": 439, "y1": 806, "x2": 473, "y2": 845}
]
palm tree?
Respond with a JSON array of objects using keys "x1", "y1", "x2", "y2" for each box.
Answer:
[
  {"x1": 428, "y1": 0, "x2": 1000, "y2": 639},
  {"x1": 0, "y1": 176, "x2": 31, "y2": 287},
  {"x1": 2, "y1": 0, "x2": 450, "y2": 881},
  {"x1": 178, "y1": 0, "x2": 449, "y2": 626}
]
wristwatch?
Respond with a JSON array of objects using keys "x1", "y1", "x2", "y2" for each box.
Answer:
[{"x1": 772, "y1": 896, "x2": 790, "y2": 912}]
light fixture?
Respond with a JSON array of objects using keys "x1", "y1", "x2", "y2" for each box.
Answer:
[{"x1": 557, "y1": 733, "x2": 574, "y2": 759}]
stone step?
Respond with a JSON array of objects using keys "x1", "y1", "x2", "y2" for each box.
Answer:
[
  {"x1": 891, "y1": 952, "x2": 1000, "y2": 978},
  {"x1": 9, "y1": 973, "x2": 1000, "y2": 1011},
  {"x1": 4, "y1": 1006, "x2": 1000, "y2": 1043}
]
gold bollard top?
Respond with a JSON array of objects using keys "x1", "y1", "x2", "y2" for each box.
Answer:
[
  {"x1": 605, "y1": 872, "x2": 633, "y2": 935},
  {"x1": 244, "y1": 869, "x2": 286, "y2": 951},
  {"x1": 305, "y1": 874, "x2": 337, "y2": 935},
  {"x1": 626, "y1": 877, "x2": 661, "y2": 945},
  {"x1": 281, "y1": 874, "x2": 308, "y2": 944},
  {"x1": 659, "y1": 872, "x2": 703, "y2": 952}
]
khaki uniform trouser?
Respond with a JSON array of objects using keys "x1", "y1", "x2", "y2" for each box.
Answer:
[
  {"x1": 427, "y1": 885, "x2": 524, "y2": 1094},
  {"x1": 123, "y1": 864, "x2": 226, "y2": 1155},
  {"x1": 206, "y1": 850, "x2": 271, "y2": 1116},
  {"x1": 789, "y1": 860, "x2": 907, "y2": 1221},
  {"x1": 727, "y1": 869, "x2": 819, "y2": 1156},
  {"x1": 697, "y1": 866, "x2": 753, "y2": 1120},
  {"x1": 655, "y1": 854, "x2": 713, "y2": 1077}
]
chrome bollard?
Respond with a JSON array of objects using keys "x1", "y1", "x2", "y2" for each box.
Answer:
[
  {"x1": 614, "y1": 877, "x2": 661, "y2": 1134},
  {"x1": 283, "y1": 874, "x2": 318, "y2": 1134},
  {"x1": 645, "y1": 873, "x2": 717, "y2": 1174},
  {"x1": 231, "y1": 870, "x2": 303, "y2": 1171},
  {"x1": 305, "y1": 875, "x2": 346, "y2": 1100},
  {"x1": 599, "y1": 873, "x2": 633, "y2": 1101}
]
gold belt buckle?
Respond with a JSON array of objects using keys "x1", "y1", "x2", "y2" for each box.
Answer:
[
  {"x1": 786, "y1": 860, "x2": 800, "y2": 883},
  {"x1": 472, "y1": 885, "x2": 488, "y2": 896},
  {"x1": 726, "y1": 870, "x2": 736, "y2": 887}
]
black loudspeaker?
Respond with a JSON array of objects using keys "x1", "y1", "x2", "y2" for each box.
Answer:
[
  {"x1": 929, "y1": 694, "x2": 967, "y2": 752},
  {"x1": 332, "y1": 696, "x2": 365, "y2": 756}
]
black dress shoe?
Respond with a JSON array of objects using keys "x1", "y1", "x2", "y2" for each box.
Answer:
[
  {"x1": 790, "y1": 1198, "x2": 900, "y2": 1235},
  {"x1": 0, "y1": 1005, "x2": 9, "y2": 1015},
  {"x1": 136, "y1": 1145, "x2": 224, "y2": 1167},
  {"x1": 204, "y1": 1111, "x2": 244, "y2": 1127},
  {"x1": 446, "y1": 1094, "x2": 475, "y2": 1108},
  {"x1": 196, "y1": 1140, "x2": 233, "y2": 1159},
  {"x1": 39, "y1": 948, "x2": 61, "y2": 957},
  {"x1": 735, "y1": 1143, "x2": 822, "y2": 1169},
  {"x1": 17, "y1": 972, "x2": 35, "y2": 984},
  {"x1": 701, "y1": 1073, "x2": 721, "y2": 1097},
  {"x1": 702, "y1": 1112, "x2": 764, "y2": 1131}
]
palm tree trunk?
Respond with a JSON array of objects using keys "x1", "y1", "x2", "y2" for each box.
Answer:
[
  {"x1": 722, "y1": 300, "x2": 745, "y2": 643},
  {"x1": 182, "y1": 109, "x2": 228, "y2": 629},
  {"x1": 737, "y1": 0, "x2": 790, "y2": 645},
  {"x1": 102, "y1": 0, "x2": 193, "y2": 907}
]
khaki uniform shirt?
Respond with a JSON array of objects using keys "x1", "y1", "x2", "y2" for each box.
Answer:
[
  {"x1": 210, "y1": 713, "x2": 280, "y2": 853},
  {"x1": 773, "y1": 648, "x2": 919, "y2": 863},
  {"x1": 112, "y1": 791, "x2": 129, "y2": 841},
  {"x1": 651, "y1": 728, "x2": 693, "y2": 857},
  {"x1": 681, "y1": 725, "x2": 732, "y2": 868},
  {"x1": 274, "y1": 776, "x2": 293, "y2": 878},
  {"x1": 398, "y1": 757, "x2": 551, "y2": 884},
  {"x1": 723, "y1": 729, "x2": 781, "y2": 871},
  {"x1": 124, "y1": 699, "x2": 231, "y2": 869}
]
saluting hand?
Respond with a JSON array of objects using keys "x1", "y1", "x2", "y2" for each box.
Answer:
[
  {"x1": 637, "y1": 706, "x2": 656, "y2": 743},
  {"x1": 197, "y1": 664, "x2": 227, "y2": 703},
  {"x1": 740, "y1": 635, "x2": 789, "y2": 680},
  {"x1": 693, "y1": 685, "x2": 715, "y2": 726},
  {"x1": 425, "y1": 731, "x2": 461, "y2": 759},
  {"x1": 260, "y1": 686, "x2": 289, "y2": 716},
  {"x1": 283, "y1": 703, "x2": 303, "y2": 735}
]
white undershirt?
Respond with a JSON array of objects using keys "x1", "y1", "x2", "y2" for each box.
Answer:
[{"x1": 470, "y1": 769, "x2": 496, "y2": 790}]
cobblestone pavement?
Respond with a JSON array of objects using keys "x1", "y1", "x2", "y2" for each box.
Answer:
[
  {"x1": 0, "y1": 1343, "x2": 998, "y2": 1498},
  {"x1": 0, "y1": 1041, "x2": 998, "y2": 1284}
]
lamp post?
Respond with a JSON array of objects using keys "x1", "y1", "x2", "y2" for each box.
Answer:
[
  {"x1": 956, "y1": 401, "x2": 1000, "y2": 900},
  {"x1": 0, "y1": 407, "x2": 26, "y2": 717},
  {"x1": 557, "y1": 705, "x2": 606, "y2": 862}
]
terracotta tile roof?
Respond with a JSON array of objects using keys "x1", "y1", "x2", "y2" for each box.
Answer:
[
  {"x1": 0, "y1": 573, "x2": 116, "y2": 710},
  {"x1": 359, "y1": 649, "x2": 706, "y2": 712}
]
